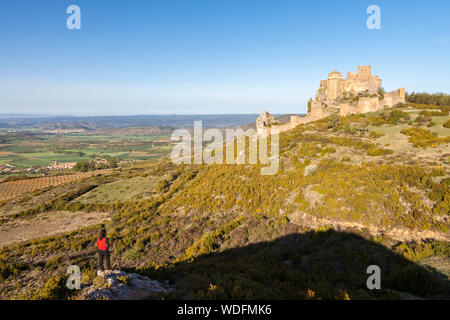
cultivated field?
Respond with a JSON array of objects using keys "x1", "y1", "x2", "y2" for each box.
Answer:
[
  {"x1": 0, "y1": 129, "x2": 173, "y2": 169},
  {"x1": 0, "y1": 173, "x2": 95, "y2": 201}
]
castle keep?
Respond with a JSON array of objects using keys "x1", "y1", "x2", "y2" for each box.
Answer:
[{"x1": 256, "y1": 66, "x2": 405, "y2": 134}]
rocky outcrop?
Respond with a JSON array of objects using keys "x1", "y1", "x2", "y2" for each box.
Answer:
[
  {"x1": 256, "y1": 110, "x2": 279, "y2": 133},
  {"x1": 78, "y1": 270, "x2": 174, "y2": 300}
]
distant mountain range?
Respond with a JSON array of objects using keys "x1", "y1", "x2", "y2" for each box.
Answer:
[{"x1": 0, "y1": 114, "x2": 264, "y2": 131}]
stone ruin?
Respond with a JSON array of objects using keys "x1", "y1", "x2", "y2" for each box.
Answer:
[
  {"x1": 256, "y1": 110, "x2": 279, "y2": 128},
  {"x1": 256, "y1": 66, "x2": 405, "y2": 134}
]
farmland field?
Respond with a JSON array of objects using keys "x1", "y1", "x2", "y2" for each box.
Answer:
[
  {"x1": 0, "y1": 172, "x2": 96, "y2": 201},
  {"x1": 0, "y1": 128, "x2": 173, "y2": 170},
  {"x1": 77, "y1": 175, "x2": 164, "y2": 203}
]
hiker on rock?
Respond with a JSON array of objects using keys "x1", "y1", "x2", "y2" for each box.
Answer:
[{"x1": 96, "y1": 229, "x2": 111, "y2": 273}]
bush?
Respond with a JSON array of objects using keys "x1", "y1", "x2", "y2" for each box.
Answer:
[
  {"x1": 419, "y1": 110, "x2": 449, "y2": 116},
  {"x1": 400, "y1": 127, "x2": 450, "y2": 148},
  {"x1": 37, "y1": 276, "x2": 70, "y2": 300},
  {"x1": 381, "y1": 110, "x2": 410, "y2": 124},
  {"x1": 45, "y1": 256, "x2": 62, "y2": 270},
  {"x1": 414, "y1": 115, "x2": 431, "y2": 126},
  {"x1": 369, "y1": 131, "x2": 385, "y2": 139},
  {"x1": 183, "y1": 217, "x2": 246, "y2": 260},
  {"x1": 0, "y1": 263, "x2": 18, "y2": 280},
  {"x1": 366, "y1": 147, "x2": 393, "y2": 156}
]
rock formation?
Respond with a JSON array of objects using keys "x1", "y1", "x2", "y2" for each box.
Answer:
[
  {"x1": 77, "y1": 270, "x2": 174, "y2": 300},
  {"x1": 256, "y1": 110, "x2": 279, "y2": 129},
  {"x1": 256, "y1": 66, "x2": 405, "y2": 134}
]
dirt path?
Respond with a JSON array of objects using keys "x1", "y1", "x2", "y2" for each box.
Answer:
[{"x1": 0, "y1": 211, "x2": 111, "y2": 248}]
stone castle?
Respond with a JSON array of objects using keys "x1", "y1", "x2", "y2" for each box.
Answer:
[{"x1": 256, "y1": 66, "x2": 405, "y2": 134}]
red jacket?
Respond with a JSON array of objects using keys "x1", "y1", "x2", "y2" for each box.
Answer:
[{"x1": 96, "y1": 237, "x2": 109, "y2": 251}]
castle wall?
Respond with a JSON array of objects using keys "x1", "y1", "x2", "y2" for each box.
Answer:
[
  {"x1": 382, "y1": 96, "x2": 392, "y2": 108},
  {"x1": 383, "y1": 88, "x2": 405, "y2": 107},
  {"x1": 339, "y1": 103, "x2": 361, "y2": 116},
  {"x1": 358, "y1": 97, "x2": 381, "y2": 113}
]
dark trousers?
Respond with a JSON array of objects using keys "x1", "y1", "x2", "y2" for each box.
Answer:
[{"x1": 98, "y1": 250, "x2": 111, "y2": 271}]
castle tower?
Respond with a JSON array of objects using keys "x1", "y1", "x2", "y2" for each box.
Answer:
[
  {"x1": 328, "y1": 70, "x2": 342, "y2": 80},
  {"x1": 326, "y1": 71, "x2": 344, "y2": 100},
  {"x1": 357, "y1": 65, "x2": 371, "y2": 81},
  {"x1": 347, "y1": 72, "x2": 357, "y2": 80}
]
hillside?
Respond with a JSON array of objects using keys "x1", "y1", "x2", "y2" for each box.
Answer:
[{"x1": 0, "y1": 103, "x2": 449, "y2": 300}]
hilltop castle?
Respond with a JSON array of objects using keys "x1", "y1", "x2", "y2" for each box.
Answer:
[{"x1": 256, "y1": 66, "x2": 405, "y2": 134}]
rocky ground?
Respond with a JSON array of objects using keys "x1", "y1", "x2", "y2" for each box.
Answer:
[{"x1": 76, "y1": 270, "x2": 174, "y2": 300}]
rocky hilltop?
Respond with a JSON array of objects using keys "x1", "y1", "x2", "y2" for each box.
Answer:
[{"x1": 257, "y1": 66, "x2": 405, "y2": 134}]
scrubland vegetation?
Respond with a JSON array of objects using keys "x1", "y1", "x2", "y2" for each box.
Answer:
[{"x1": 0, "y1": 103, "x2": 448, "y2": 300}]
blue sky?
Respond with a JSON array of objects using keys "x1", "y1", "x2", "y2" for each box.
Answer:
[{"x1": 0, "y1": 0, "x2": 449, "y2": 115}]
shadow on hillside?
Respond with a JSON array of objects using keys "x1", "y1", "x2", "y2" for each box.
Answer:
[{"x1": 135, "y1": 229, "x2": 449, "y2": 300}]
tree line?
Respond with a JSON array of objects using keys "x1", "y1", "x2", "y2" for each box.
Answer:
[
  {"x1": 73, "y1": 157, "x2": 118, "y2": 172},
  {"x1": 406, "y1": 92, "x2": 450, "y2": 106}
]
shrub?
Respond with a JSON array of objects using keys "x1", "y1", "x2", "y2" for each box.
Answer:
[
  {"x1": 366, "y1": 147, "x2": 393, "y2": 156},
  {"x1": 183, "y1": 217, "x2": 246, "y2": 260},
  {"x1": 37, "y1": 276, "x2": 69, "y2": 300},
  {"x1": 0, "y1": 263, "x2": 18, "y2": 280},
  {"x1": 414, "y1": 115, "x2": 431, "y2": 126},
  {"x1": 420, "y1": 110, "x2": 449, "y2": 116},
  {"x1": 369, "y1": 131, "x2": 385, "y2": 139},
  {"x1": 381, "y1": 110, "x2": 410, "y2": 124},
  {"x1": 294, "y1": 192, "x2": 309, "y2": 210},
  {"x1": 118, "y1": 274, "x2": 132, "y2": 285},
  {"x1": 45, "y1": 256, "x2": 62, "y2": 270},
  {"x1": 400, "y1": 127, "x2": 450, "y2": 148}
]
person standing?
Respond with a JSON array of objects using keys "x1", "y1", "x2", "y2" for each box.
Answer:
[{"x1": 96, "y1": 229, "x2": 111, "y2": 273}]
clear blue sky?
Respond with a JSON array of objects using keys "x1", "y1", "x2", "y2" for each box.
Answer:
[{"x1": 0, "y1": 0, "x2": 449, "y2": 115}]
